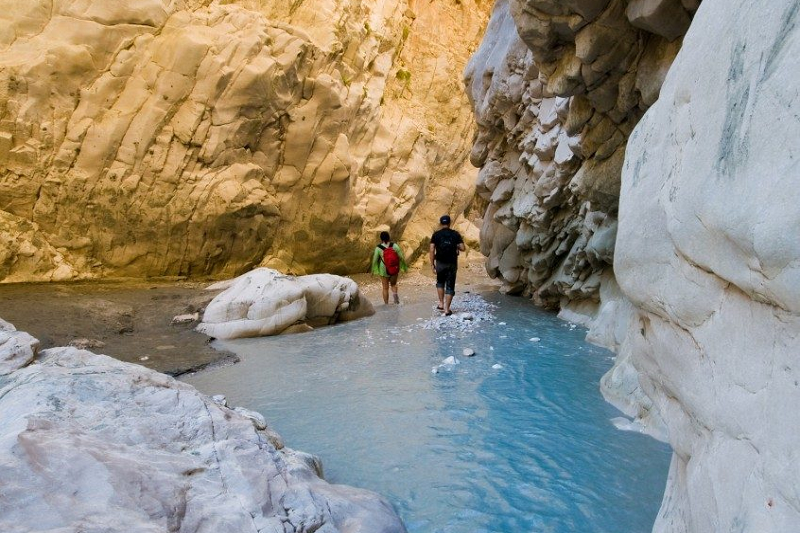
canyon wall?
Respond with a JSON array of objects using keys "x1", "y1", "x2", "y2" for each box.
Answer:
[
  {"x1": 607, "y1": 0, "x2": 800, "y2": 530},
  {"x1": 0, "y1": 0, "x2": 490, "y2": 282},
  {"x1": 465, "y1": 0, "x2": 695, "y2": 308},
  {"x1": 469, "y1": 0, "x2": 800, "y2": 531}
]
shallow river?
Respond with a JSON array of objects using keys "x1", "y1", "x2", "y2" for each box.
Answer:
[{"x1": 184, "y1": 292, "x2": 670, "y2": 533}]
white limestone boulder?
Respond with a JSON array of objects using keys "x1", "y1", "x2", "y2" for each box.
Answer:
[
  {"x1": 198, "y1": 268, "x2": 375, "y2": 339},
  {"x1": 0, "y1": 326, "x2": 405, "y2": 533}
]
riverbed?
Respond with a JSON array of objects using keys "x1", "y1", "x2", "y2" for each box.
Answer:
[{"x1": 184, "y1": 290, "x2": 671, "y2": 533}]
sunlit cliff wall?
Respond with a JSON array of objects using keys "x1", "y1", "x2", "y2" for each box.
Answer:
[{"x1": 0, "y1": 0, "x2": 491, "y2": 282}]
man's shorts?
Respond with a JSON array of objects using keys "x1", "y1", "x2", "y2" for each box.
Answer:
[{"x1": 435, "y1": 263, "x2": 458, "y2": 295}]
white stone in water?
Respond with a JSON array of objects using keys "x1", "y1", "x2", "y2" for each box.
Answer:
[
  {"x1": 492, "y1": 364, "x2": 503, "y2": 370},
  {"x1": 529, "y1": 337, "x2": 541, "y2": 342},
  {"x1": 498, "y1": 321, "x2": 506, "y2": 325},
  {"x1": 462, "y1": 348, "x2": 476, "y2": 357},
  {"x1": 0, "y1": 332, "x2": 405, "y2": 533},
  {"x1": 197, "y1": 268, "x2": 374, "y2": 339},
  {"x1": 442, "y1": 356, "x2": 459, "y2": 366}
]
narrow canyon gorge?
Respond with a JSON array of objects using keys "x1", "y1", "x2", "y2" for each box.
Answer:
[{"x1": 1, "y1": 0, "x2": 798, "y2": 532}]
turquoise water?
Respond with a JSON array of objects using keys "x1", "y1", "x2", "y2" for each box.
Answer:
[{"x1": 183, "y1": 292, "x2": 670, "y2": 533}]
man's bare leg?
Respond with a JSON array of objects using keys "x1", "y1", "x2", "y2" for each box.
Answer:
[
  {"x1": 444, "y1": 294, "x2": 454, "y2": 315},
  {"x1": 437, "y1": 287, "x2": 445, "y2": 310},
  {"x1": 391, "y1": 280, "x2": 399, "y2": 304}
]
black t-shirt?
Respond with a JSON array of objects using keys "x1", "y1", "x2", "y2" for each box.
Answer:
[{"x1": 431, "y1": 228, "x2": 463, "y2": 264}]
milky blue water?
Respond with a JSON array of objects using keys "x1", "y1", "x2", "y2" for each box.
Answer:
[{"x1": 183, "y1": 292, "x2": 671, "y2": 533}]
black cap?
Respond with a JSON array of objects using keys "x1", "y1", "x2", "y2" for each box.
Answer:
[{"x1": 439, "y1": 215, "x2": 451, "y2": 225}]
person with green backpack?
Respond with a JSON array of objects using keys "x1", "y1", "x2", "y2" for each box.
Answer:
[{"x1": 370, "y1": 231, "x2": 408, "y2": 304}]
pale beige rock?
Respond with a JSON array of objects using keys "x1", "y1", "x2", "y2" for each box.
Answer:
[{"x1": 0, "y1": 0, "x2": 491, "y2": 282}]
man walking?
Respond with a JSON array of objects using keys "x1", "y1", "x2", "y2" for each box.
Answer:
[
  {"x1": 371, "y1": 231, "x2": 408, "y2": 304},
  {"x1": 429, "y1": 215, "x2": 465, "y2": 316}
]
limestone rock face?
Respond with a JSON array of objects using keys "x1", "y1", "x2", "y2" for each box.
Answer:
[
  {"x1": 0, "y1": 329, "x2": 406, "y2": 532},
  {"x1": 602, "y1": 0, "x2": 800, "y2": 530},
  {"x1": 0, "y1": 0, "x2": 491, "y2": 282},
  {"x1": 465, "y1": 0, "x2": 695, "y2": 306},
  {"x1": 197, "y1": 267, "x2": 374, "y2": 339}
]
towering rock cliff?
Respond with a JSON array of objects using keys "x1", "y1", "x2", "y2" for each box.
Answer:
[
  {"x1": 605, "y1": 0, "x2": 800, "y2": 530},
  {"x1": 469, "y1": 0, "x2": 800, "y2": 531},
  {"x1": 0, "y1": 0, "x2": 490, "y2": 282},
  {"x1": 465, "y1": 0, "x2": 696, "y2": 308}
]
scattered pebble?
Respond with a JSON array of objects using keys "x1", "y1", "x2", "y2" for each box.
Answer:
[
  {"x1": 419, "y1": 293, "x2": 497, "y2": 333},
  {"x1": 498, "y1": 321, "x2": 506, "y2": 326},
  {"x1": 492, "y1": 364, "x2": 503, "y2": 370},
  {"x1": 68, "y1": 338, "x2": 106, "y2": 350},
  {"x1": 171, "y1": 312, "x2": 199, "y2": 325},
  {"x1": 529, "y1": 337, "x2": 540, "y2": 342},
  {"x1": 462, "y1": 348, "x2": 475, "y2": 357},
  {"x1": 139, "y1": 356, "x2": 149, "y2": 361}
]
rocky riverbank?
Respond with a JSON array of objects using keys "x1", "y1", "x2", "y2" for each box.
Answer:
[{"x1": 0, "y1": 318, "x2": 406, "y2": 533}]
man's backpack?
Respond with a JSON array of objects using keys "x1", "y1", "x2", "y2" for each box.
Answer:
[
  {"x1": 436, "y1": 232, "x2": 458, "y2": 261},
  {"x1": 379, "y1": 243, "x2": 401, "y2": 276}
]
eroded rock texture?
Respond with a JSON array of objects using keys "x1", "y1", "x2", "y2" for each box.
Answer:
[
  {"x1": 0, "y1": 321, "x2": 406, "y2": 532},
  {"x1": 600, "y1": 0, "x2": 800, "y2": 530},
  {"x1": 0, "y1": 0, "x2": 490, "y2": 282},
  {"x1": 465, "y1": 0, "x2": 696, "y2": 307},
  {"x1": 198, "y1": 267, "x2": 374, "y2": 339}
]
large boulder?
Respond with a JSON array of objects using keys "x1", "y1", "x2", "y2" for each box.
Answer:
[
  {"x1": 0, "y1": 325, "x2": 405, "y2": 533},
  {"x1": 197, "y1": 268, "x2": 374, "y2": 339},
  {"x1": 604, "y1": 0, "x2": 800, "y2": 531}
]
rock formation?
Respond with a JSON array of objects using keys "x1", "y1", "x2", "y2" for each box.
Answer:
[
  {"x1": 197, "y1": 267, "x2": 374, "y2": 339},
  {"x1": 0, "y1": 0, "x2": 491, "y2": 282},
  {"x1": 465, "y1": 0, "x2": 696, "y2": 308},
  {"x1": 469, "y1": 0, "x2": 800, "y2": 531},
  {"x1": 0, "y1": 318, "x2": 406, "y2": 532},
  {"x1": 600, "y1": 0, "x2": 800, "y2": 530}
]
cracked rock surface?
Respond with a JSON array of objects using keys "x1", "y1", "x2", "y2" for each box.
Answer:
[
  {"x1": 465, "y1": 0, "x2": 696, "y2": 307},
  {"x1": 600, "y1": 0, "x2": 800, "y2": 531},
  {"x1": 0, "y1": 319, "x2": 406, "y2": 533},
  {"x1": 0, "y1": 0, "x2": 491, "y2": 282}
]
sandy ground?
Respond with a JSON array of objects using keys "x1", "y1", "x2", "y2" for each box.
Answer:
[
  {"x1": 0, "y1": 280, "x2": 230, "y2": 376},
  {"x1": 0, "y1": 258, "x2": 499, "y2": 376}
]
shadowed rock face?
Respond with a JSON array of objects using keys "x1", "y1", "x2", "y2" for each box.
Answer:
[
  {"x1": 0, "y1": 319, "x2": 407, "y2": 533},
  {"x1": 465, "y1": 0, "x2": 696, "y2": 307},
  {"x1": 0, "y1": 0, "x2": 491, "y2": 282}
]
